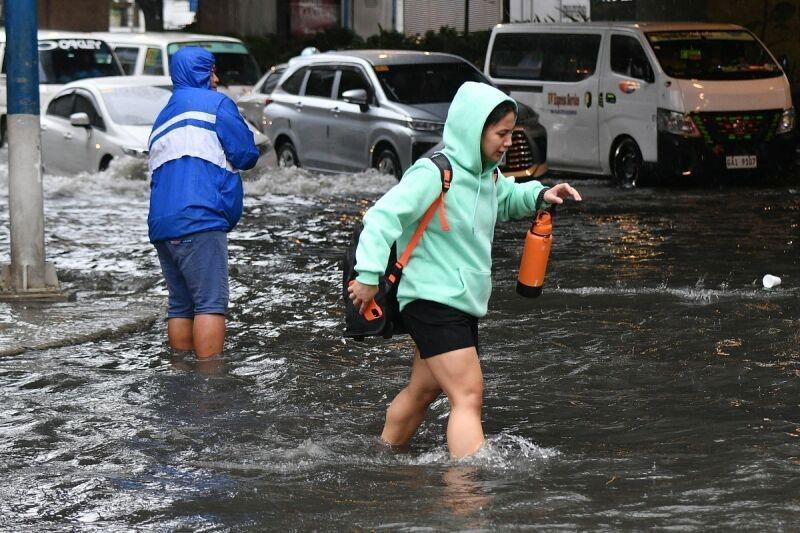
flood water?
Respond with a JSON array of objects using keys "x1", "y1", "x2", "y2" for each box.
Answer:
[{"x1": 1, "y1": 156, "x2": 799, "y2": 530}]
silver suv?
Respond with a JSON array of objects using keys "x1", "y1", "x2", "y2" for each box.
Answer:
[{"x1": 264, "y1": 49, "x2": 547, "y2": 179}]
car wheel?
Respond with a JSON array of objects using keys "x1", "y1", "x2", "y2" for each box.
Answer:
[
  {"x1": 375, "y1": 148, "x2": 401, "y2": 179},
  {"x1": 277, "y1": 140, "x2": 299, "y2": 168},
  {"x1": 612, "y1": 138, "x2": 642, "y2": 189},
  {"x1": 99, "y1": 155, "x2": 113, "y2": 172}
]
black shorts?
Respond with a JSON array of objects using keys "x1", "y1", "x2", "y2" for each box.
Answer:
[{"x1": 400, "y1": 299, "x2": 479, "y2": 359}]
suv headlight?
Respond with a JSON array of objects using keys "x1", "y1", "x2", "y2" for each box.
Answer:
[
  {"x1": 122, "y1": 146, "x2": 148, "y2": 158},
  {"x1": 777, "y1": 107, "x2": 795, "y2": 135},
  {"x1": 657, "y1": 109, "x2": 701, "y2": 138},
  {"x1": 407, "y1": 119, "x2": 444, "y2": 132}
]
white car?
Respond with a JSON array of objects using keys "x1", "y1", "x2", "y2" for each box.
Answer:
[{"x1": 40, "y1": 75, "x2": 269, "y2": 175}]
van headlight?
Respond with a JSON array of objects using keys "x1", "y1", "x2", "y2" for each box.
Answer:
[
  {"x1": 777, "y1": 107, "x2": 795, "y2": 135},
  {"x1": 657, "y1": 109, "x2": 701, "y2": 138},
  {"x1": 407, "y1": 119, "x2": 444, "y2": 132}
]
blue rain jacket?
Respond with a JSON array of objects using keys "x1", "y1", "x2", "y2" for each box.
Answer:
[{"x1": 147, "y1": 47, "x2": 258, "y2": 242}]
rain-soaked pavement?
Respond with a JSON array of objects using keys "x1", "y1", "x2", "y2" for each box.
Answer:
[{"x1": 0, "y1": 153, "x2": 799, "y2": 530}]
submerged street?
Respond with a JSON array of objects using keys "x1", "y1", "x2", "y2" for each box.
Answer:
[{"x1": 1, "y1": 155, "x2": 799, "y2": 529}]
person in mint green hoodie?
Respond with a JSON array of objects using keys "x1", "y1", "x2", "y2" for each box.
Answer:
[{"x1": 348, "y1": 82, "x2": 582, "y2": 459}]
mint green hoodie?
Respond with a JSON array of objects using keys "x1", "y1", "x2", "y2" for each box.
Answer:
[{"x1": 355, "y1": 82, "x2": 548, "y2": 317}]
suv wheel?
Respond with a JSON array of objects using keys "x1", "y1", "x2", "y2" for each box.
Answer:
[
  {"x1": 375, "y1": 148, "x2": 401, "y2": 179},
  {"x1": 612, "y1": 138, "x2": 642, "y2": 189},
  {"x1": 277, "y1": 141, "x2": 299, "y2": 168}
]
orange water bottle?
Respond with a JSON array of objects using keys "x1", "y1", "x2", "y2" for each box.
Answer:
[{"x1": 517, "y1": 210, "x2": 552, "y2": 298}]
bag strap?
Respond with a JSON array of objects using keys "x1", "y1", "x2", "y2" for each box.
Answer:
[{"x1": 387, "y1": 154, "x2": 451, "y2": 284}]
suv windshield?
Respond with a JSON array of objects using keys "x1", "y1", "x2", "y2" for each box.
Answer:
[
  {"x1": 374, "y1": 62, "x2": 487, "y2": 104},
  {"x1": 646, "y1": 30, "x2": 782, "y2": 80},
  {"x1": 167, "y1": 41, "x2": 260, "y2": 85},
  {"x1": 34, "y1": 39, "x2": 122, "y2": 84},
  {"x1": 101, "y1": 85, "x2": 172, "y2": 126}
]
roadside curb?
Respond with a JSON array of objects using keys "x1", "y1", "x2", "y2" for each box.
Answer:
[{"x1": 0, "y1": 309, "x2": 161, "y2": 357}]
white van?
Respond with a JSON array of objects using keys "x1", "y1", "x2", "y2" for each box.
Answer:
[
  {"x1": 0, "y1": 30, "x2": 124, "y2": 145},
  {"x1": 91, "y1": 32, "x2": 261, "y2": 100},
  {"x1": 485, "y1": 22, "x2": 795, "y2": 186}
]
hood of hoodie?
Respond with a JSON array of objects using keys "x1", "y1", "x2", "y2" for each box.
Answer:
[
  {"x1": 170, "y1": 47, "x2": 215, "y2": 90},
  {"x1": 441, "y1": 82, "x2": 516, "y2": 177}
]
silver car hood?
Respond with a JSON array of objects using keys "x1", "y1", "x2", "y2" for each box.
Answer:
[{"x1": 389, "y1": 102, "x2": 451, "y2": 122}]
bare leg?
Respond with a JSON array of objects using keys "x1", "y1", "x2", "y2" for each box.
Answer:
[
  {"x1": 424, "y1": 347, "x2": 484, "y2": 459},
  {"x1": 167, "y1": 318, "x2": 194, "y2": 351},
  {"x1": 193, "y1": 314, "x2": 226, "y2": 359},
  {"x1": 381, "y1": 349, "x2": 442, "y2": 446}
]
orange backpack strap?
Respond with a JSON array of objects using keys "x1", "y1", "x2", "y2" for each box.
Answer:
[{"x1": 387, "y1": 154, "x2": 452, "y2": 283}]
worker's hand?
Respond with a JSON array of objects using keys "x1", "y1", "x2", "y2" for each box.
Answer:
[
  {"x1": 348, "y1": 280, "x2": 379, "y2": 315},
  {"x1": 544, "y1": 183, "x2": 582, "y2": 204}
]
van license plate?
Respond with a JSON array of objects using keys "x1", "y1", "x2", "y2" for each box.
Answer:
[{"x1": 726, "y1": 155, "x2": 757, "y2": 169}]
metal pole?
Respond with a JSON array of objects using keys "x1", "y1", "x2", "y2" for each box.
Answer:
[{"x1": 1, "y1": 0, "x2": 61, "y2": 299}]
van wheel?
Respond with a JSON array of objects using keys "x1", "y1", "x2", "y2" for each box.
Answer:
[
  {"x1": 99, "y1": 155, "x2": 113, "y2": 172},
  {"x1": 277, "y1": 140, "x2": 299, "y2": 168},
  {"x1": 612, "y1": 138, "x2": 642, "y2": 189},
  {"x1": 375, "y1": 148, "x2": 401, "y2": 179}
]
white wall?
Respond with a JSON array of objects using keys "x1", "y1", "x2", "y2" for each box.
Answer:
[
  {"x1": 510, "y1": 0, "x2": 591, "y2": 23},
  {"x1": 352, "y1": 0, "x2": 394, "y2": 37}
]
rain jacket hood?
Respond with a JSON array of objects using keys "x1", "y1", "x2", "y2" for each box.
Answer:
[
  {"x1": 353, "y1": 82, "x2": 548, "y2": 317},
  {"x1": 147, "y1": 48, "x2": 258, "y2": 243},
  {"x1": 442, "y1": 81, "x2": 517, "y2": 176},
  {"x1": 170, "y1": 47, "x2": 214, "y2": 90}
]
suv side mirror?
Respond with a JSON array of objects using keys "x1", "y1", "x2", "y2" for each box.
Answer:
[
  {"x1": 69, "y1": 112, "x2": 91, "y2": 128},
  {"x1": 342, "y1": 88, "x2": 368, "y2": 107}
]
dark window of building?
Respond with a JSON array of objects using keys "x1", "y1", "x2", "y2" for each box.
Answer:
[{"x1": 490, "y1": 32, "x2": 601, "y2": 82}]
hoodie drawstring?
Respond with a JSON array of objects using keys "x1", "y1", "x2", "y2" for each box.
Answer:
[{"x1": 471, "y1": 174, "x2": 482, "y2": 234}]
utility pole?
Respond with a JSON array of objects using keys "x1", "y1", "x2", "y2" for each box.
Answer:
[{"x1": 0, "y1": 0, "x2": 63, "y2": 301}]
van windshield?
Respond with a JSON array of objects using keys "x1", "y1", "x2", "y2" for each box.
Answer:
[
  {"x1": 646, "y1": 30, "x2": 782, "y2": 80},
  {"x1": 36, "y1": 39, "x2": 122, "y2": 84},
  {"x1": 167, "y1": 41, "x2": 260, "y2": 85},
  {"x1": 374, "y1": 62, "x2": 487, "y2": 104}
]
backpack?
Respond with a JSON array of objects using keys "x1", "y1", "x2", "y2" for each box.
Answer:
[{"x1": 342, "y1": 153, "x2": 452, "y2": 340}]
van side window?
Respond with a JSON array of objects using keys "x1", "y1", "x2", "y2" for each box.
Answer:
[
  {"x1": 304, "y1": 67, "x2": 336, "y2": 98},
  {"x1": 115, "y1": 46, "x2": 139, "y2": 75},
  {"x1": 281, "y1": 67, "x2": 307, "y2": 95},
  {"x1": 337, "y1": 67, "x2": 371, "y2": 100},
  {"x1": 490, "y1": 33, "x2": 601, "y2": 82},
  {"x1": 73, "y1": 94, "x2": 105, "y2": 131},
  {"x1": 611, "y1": 35, "x2": 654, "y2": 82},
  {"x1": 47, "y1": 94, "x2": 75, "y2": 118},
  {"x1": 143, "y1": 47, "x2": 164, "y2": 75}
]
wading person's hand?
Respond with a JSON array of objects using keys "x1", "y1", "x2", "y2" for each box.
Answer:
[
  {"x1": 348, "y1": 281, "x2": 379, "y2": 315},
  {"x1": 544, "y1": 183, "x2": 582, "y2": 204}
]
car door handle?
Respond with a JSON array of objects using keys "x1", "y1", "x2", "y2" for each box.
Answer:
[
  {"x1": 330, "y1": 107, "x2": 340, "y2": 114},
  {"x1": 294, "y1": 101, "x2": 303, "y2": 109},
  {"x1": 63, "y1": 132, "x2": 73, "y2": 140}
]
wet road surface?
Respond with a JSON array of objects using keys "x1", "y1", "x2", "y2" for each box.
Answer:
[{"x1": 1, "y1": 157, "x2": 799, "y2": 530}]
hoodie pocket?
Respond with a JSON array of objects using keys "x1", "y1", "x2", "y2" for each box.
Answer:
[{"x1": 458, "y1": 267, "x2": 492, "y2": 313}]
